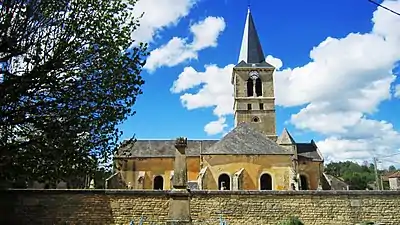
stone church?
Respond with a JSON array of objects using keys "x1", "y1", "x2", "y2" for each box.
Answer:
[{"x1": 108, "y1": 9, "x2": 325, "y2": 191}]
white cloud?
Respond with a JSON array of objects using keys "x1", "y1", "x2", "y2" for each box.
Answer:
[
  {"x1": 171, "y1": 64, "x2": 234, "y2": 116},
  {"x1": 276, "y1": 0, "x2": 400, "y2": 163},
  {"x1": 274, "y1": 33, "x2": 398, "y2": 108},
  {"x1": 190, "y1": 17, "x2": 226, "y2": 51},
  {"x1": 171, "y1": 0, "x2": 400, "y2": 164},
  {"x1": 131, "y1": 0, "x2": 198, "y2": 44},
  {"x1": 316, "y1": 117, "x2": 400, "y2": 163},
  {"x1": 145, "y1": 16, "x2": 226, "y2": 72},
  {"x1": 143, "y1": 37, "x2": 197, "y2": 71},
  {"x1": 265, "y1": 55, "x2": 283, "y2": 70},
  {"x1": 290, "y1": 76, "x2": 395, "y2": 135},
  {"x1": 204, "y1": 117, "x2": 228, "y2": 135}
]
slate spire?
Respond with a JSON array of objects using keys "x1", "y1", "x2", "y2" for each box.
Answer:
[{"x1": 238, "y1": 7, "x2": 265, "y2": 64}]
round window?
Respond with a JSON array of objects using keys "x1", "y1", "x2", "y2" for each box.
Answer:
[{"x1": 252, "y1": 117, "x2": 260, "y2": 123}]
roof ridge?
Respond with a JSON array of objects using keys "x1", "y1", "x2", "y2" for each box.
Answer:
[{"x1": 202, "y1": 123, "x2": 290, "y2": 155}]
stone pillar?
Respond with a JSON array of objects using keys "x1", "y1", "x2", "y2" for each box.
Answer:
[
  {"x1": 172, "y1": 138, "x2": 188, "y2": 189},
  {"x1": 252, "y1": 77, "x2": 257, "y2": 97},
  {"x1": 167, "y1": 137, "x2": 192, "y2": 225},
  {"x1": 291, "y1": 155, "x2": 299, "y2": 190}
]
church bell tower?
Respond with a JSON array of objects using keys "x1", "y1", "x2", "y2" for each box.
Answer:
[{"x1": 231, "y1": 8, "x2": 277, "y2": 141}]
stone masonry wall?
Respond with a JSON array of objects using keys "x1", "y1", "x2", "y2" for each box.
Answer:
[{"x1": 1, "y1": 189, "x2": 400, "y2": 225}]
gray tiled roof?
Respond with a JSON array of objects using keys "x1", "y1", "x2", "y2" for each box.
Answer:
[
  {"x1": 115, "y1": 126, "x2": 323, "y2": 160},
  {"x1": 234, "y1": 60, "x2": 274, "y2": 68},
  {"x1": 202, "y1": 123, "x2": 291, "y2": 155},
  {"x1": 324, "y1": 174, "x2": 349, "y2": 190},
  {"x1": 296, "y1": 143, "x2": 323, "y2": 161},
  {"x1": 116, "y1": 140, "x2": 217, "y2": 157}
]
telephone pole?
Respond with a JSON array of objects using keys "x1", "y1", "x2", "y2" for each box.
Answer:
[{"x1": 373, "y1": 157, "x2": 380, "y2": 190}]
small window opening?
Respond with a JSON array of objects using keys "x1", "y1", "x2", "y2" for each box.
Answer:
[
  {"x1": 252, "y1": 117, "x2": 259, "y2": 123},
  {"x1": 247, "y1": 104, "x2": 252, "y2": 110},
  {"x1": 255, "y1": 78, "x2": 262, "y2": 96},
  {"x1": 153, "y1": 176, "x2": 164, "y2": 190},
  {"x1": 246, "y1": 78, "x2": 253, "y2": 97},
  {"x1": 300, "y1": 175, "x2": 308, "y2": 190},
  {"x1": 259, "y1": 103, "x2": 264, "y2": 110},
  {"x1": 260, "y1": 173, "x2": 273, "y2": 190},
  {"x1": 218, "y1": 174, "x2": 231, "y2": 190}
]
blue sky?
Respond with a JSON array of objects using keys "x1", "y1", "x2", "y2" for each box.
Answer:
[{"x1": 118, "y1": 0, "x2": 400, "y2": 166}]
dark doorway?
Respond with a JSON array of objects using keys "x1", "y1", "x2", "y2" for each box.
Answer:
[
  {"x1": 260, "y1": 173, "x2": 273, "y2": 190},
  {"x1": 153, "y1": 176, "x2": 164, "y2": 190},
  {"x1": 218, "y1": 174, "x2": 230, "y2": 190},
  {"x1": 247, "y1": 78, "x2": 253, "y2": 97},
  {"x1": 300, "y1": 175, "x2": 308, "y2": 190}
]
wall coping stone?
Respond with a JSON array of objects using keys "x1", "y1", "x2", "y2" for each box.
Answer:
[
  {"x1": 1, "y1": 189, "x2": 170, "y2": 196},
  {"x1": 2, "y1": 189, "x2": 400, "y2": 196},
  {"x1": 191, "y1": 190, "x2": 400, "y2": 196}
]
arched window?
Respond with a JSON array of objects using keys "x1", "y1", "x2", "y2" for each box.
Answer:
[
  {"x1": 218, "y1": 174, "x2": 230, "y2": 190},
  {"x1": 247, "y1": 78, "x2": 253, "y2": 97},
  {"x1": 153, "y1": 175, "x2": 164, "y2": 190},
  {"x1": 255, "y1": 78, "x2": 262, "y2": 96},
  {"x1": 260, "y1": 173, "x2": 273, "y2": 190},
  {"x1": 300, "y1": 175, "x2": 308, "y2": 190}
]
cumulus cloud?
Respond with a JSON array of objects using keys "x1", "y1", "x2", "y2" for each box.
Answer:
[
  {"x1": 171, "y1": 0, "x2": 400, "y2": 164},
  {"x1": 316, "y1": 117, "x2": 400, "y2": 163},
  {"x1": 171, "y1": 64, "x2": 234, "y2": 135},
  {"x1": 171, "y1": 64, "x2": 234, "y2": 116},
  {"x1": 204, "y1": 117, "x2": 228, "y2": 136},
  {"x1": 131, "y1": 0, "x2": 198, "y2": 44},
  {"x1": 145, "y1": 17, "x2": 226, "y2": 72},
  {"x1": 277, "y1": 0, "x2": 400, "y2": 163}
]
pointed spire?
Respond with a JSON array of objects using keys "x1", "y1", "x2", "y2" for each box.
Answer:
[
  {"x1": 238, "y1": 7, "x2": 265, "y2": 64},
  {"x1": 277, "y1": 128, "x2": 296, "y2": 145}
]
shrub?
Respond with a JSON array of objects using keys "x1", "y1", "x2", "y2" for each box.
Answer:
[{"x1": 278, "y1": 216, "x2": 304, "y2": 225}]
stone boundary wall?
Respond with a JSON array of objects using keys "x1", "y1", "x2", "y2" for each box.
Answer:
[{"x1": 1, "y1": 189, "x2": 400, "y2": 225}]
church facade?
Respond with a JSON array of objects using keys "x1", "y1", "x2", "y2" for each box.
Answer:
[{"x1": 109, "y1": 9, "x2": 325, "y2": 191}]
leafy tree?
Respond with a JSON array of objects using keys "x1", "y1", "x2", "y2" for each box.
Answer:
[
  {"x1": 278, "y1": 217, "x2": 304, "y2": 225},
  {"x1": 388, "y1": 165, "x2": 396, "y2": 172},
  {"x1": 94, "y1": 167, "x2": 113, "y2": 189},
  {"x1": 325, "y1": 161, "x2": 376, "y2": 190},
  {"x1": 0, "y1": 0, "x2": 147, "y2": 187}
]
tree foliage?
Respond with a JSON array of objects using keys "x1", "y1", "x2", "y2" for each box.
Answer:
[
  {"x1": 0, "y1": 0, "x2": 147, "y2": 187},
  {"x1": 325, "y1": 161, "x2": 397, "y2": 190},
  {"x1": 278, "y1": 217, "x2": 304, "y2": 225}
]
